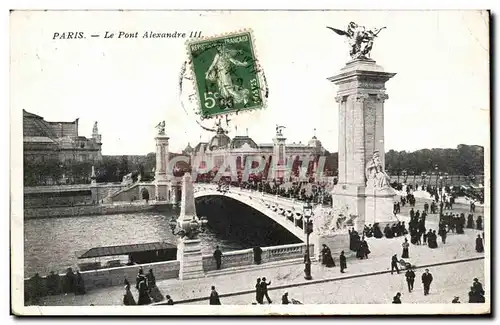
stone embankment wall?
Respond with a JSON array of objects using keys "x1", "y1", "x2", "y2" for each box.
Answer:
[
  {"x1": 24, "y1": 202, "x2": 172, "y2": 219},
  {"x1": 25, "y1": 243, "x2": 312, "y2": 303},
  {"x1": 24, "y1": 260, "x2": 180, "y2": 304}
]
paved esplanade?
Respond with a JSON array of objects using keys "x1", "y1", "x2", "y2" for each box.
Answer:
[
  {"x1": 39, "y1": 215, "x2": 484, "y2": 306},
  {"x1": 185, "y1": 259, "x2": 483, "y2": 305}
]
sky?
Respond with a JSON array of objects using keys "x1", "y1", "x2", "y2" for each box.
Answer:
[{"x1": 10, "y1": 10, "x2": 490, "y2": 155}]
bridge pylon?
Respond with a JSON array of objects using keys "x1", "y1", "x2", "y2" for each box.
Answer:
[{"x1": 176, "y1": 173, "x2": 205, "y2": 280}]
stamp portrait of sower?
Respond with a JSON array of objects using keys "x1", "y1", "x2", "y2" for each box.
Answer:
[{"x1": 187, "y1": 30, "x2": 264, "y2": 119}]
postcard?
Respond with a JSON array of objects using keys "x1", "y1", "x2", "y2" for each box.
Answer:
[{"x1": 10, "y1": 9, "x2": 490, "y2": 316}]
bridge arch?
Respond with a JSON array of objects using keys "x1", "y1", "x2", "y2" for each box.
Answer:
[{"x1": 193, "y1": 186, "x2": 307, "y2": 241}]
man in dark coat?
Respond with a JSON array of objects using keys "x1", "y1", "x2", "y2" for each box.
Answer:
[
  {"x1": 213, "y1": 246, "x2": 223, "y2": 270},
  {"x1": 391, "y1": 254, "x2": 400, "y2": 275},
  {"x1": 421, "y1": 269, "x2": 433, "y2": 295},
  {"x1": 438, "y1": 224, "x2": 447, "y2": 244},
  {"x1": 253, "y1": 247, "x2": 263, "y2": 265},
  {"x1": 209, "y1": 286, "x2": 221, "y2": 305},
  {"x1": 260, "y1": 277, "x2": 272, "y2": 304},
  {"x1": 475, "y1": 234, "x2": 484, "y2": 253},
  {"x1": 384, "y1": 224, "x2": 393, "y2": 238},
  {"x1": 420, "y1": 222, "x2": 427, "y2": 244},
  {"x1": 282, "y1": 292, "x2": 290, "y2": 305},
  {"x1": 405, "y1": 268, "x2": 416, "y2": 292},
  {"x1": 472, "y1": 278, "x2": 485, "y2": 296},
  {"x1": 255, "y1": 278, "x2": 263, "y2": 304},
  {"x1": 339, "y1": 251, "x2": 347, "y2": 273}
]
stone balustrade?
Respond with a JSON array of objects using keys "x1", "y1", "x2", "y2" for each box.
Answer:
[
  {"x1": 25, "y1": 242, "x2": 313, "y2": 304},
  {"x1": 202, "y1": 248, "x2": 254, "y2": 272},
  {"x1": 202, "y1": 243, "x2": 314, "y2": 272}
]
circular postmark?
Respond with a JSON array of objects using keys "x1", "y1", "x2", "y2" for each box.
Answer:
[{"x1": 179, "y1": 29, "x2": 268, "y2": 130}]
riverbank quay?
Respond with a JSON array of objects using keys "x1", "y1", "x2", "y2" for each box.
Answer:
[
  {"x1": 37, "y1": 227, "x2": 486, "y2": 306},
  {"x1": 24, "y1": 200, "x2": 174, "y2": 219}
]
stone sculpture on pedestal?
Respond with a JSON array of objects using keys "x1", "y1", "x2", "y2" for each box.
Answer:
[
  {"x1": 311, "y1": 205, "x2": 351, "y2": 260},
  {"x1": 365, "y1": 151, "x2": 392, "y2": 191},
  {"x1": 326, "y1": 22, "x2": 386, "y2": 60},
  {"x1": 154, "y1": 122, "x2": 172, "y2": 202},
  {"x1": 327, "y1": 22, "x2": 397, "y2": 233}
]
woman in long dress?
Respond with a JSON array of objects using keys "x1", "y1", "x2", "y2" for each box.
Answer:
[
  {"x1": 321, "y1": 245, "x2": 336, "y2": 267},
  {"x1": 361, "y1": 240, "x2": 371, "y2": 259},
  {"x1": 401, "y1": 238, "x2": 410, "y2": 258},
  {"x1": 137, "y1": 277, "x2": 152, "y2": 305},
  {"x1": 428, "y1": 231, "x2": 438, "y2": 249},
  {"x1": 466, "y1": 214, "x2": 474, "y2": 228},
  {"x1": 123, "y1": 284, "x2": 136, "y2": 306},
  {"x1": 147, "y1": 269, "x2": 164, "y2": 303},
  {"x1": 476, "y1": 216, "x2": 483, "y2": 230}
]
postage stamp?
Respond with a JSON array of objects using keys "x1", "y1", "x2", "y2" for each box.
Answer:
[{"x1": 186, "y1": 30, "x2": 265, "y2": 119}]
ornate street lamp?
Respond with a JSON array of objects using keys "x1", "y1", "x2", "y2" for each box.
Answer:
[
  {"x1": 170, "y1": 216, "x2": 208, "y2": 239},
  {"x1": 303, "y1": 201, "x2": 314, "y2": 280},
  {"x1": 434, "y1": 166, "x2": 440, "y2": 190},
  {"x1": 402, "y1": 169, "x2": 408, "y2": 184},
  {"x1": 421, "y1": 172, "x2": 427, "y2": 187}
]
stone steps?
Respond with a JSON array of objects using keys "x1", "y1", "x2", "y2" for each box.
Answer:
[{"x1": 204, "y1": 257, "x2": 317, "y2": 278}]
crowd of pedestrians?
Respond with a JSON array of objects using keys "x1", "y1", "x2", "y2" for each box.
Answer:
[
  {"x1": 25, "y1": 267, "x2": 86, "y2": 305},
  {"x1": 211, "y1": 178, "x2": 334, "y2": 206},
  {"x1": 394, "y1": 276, "x2": 485, "y2": 304},
  {"x1": 122, "y1": 268, "x2": 169, "y2": 305}
]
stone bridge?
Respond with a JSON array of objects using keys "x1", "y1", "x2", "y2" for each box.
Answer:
[{"x1": 193, "y1": 184, "x2": 320, "y2": 242}]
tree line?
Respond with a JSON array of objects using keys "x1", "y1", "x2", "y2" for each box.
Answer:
[
  {"x1": 23, "y1": 144, "x2": 483, "y2": 186},
  {"x1": 385, "y1": 144, "x2": 484, "y2": 176}
]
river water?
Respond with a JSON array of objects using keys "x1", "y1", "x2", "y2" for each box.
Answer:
[
  {"x1": 24, "y1": 210, "x2": 242, "y2": 278},
  {"x1": 24, "y1": 197, "x2": 301, "y2": 278}
]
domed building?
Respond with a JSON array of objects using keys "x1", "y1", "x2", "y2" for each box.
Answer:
[
  {"x1": 187, "y1": 126, "x2": 327, "y2": 182},
  {"x1": 307, "y1": 130, "x2": 326, "y2": 155},
  {"x1": 207, "y1": 127, "x2": 231, "y2": 151},
  {"x1": 182, "y1": 142, "x2": 194, "y2": 155},
  {"x1": 23, "y1": 109, "x2": 102, "y2": 163},
  {"x1": 230, "y1": 135, "x2": 259, "y2": 150}
]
